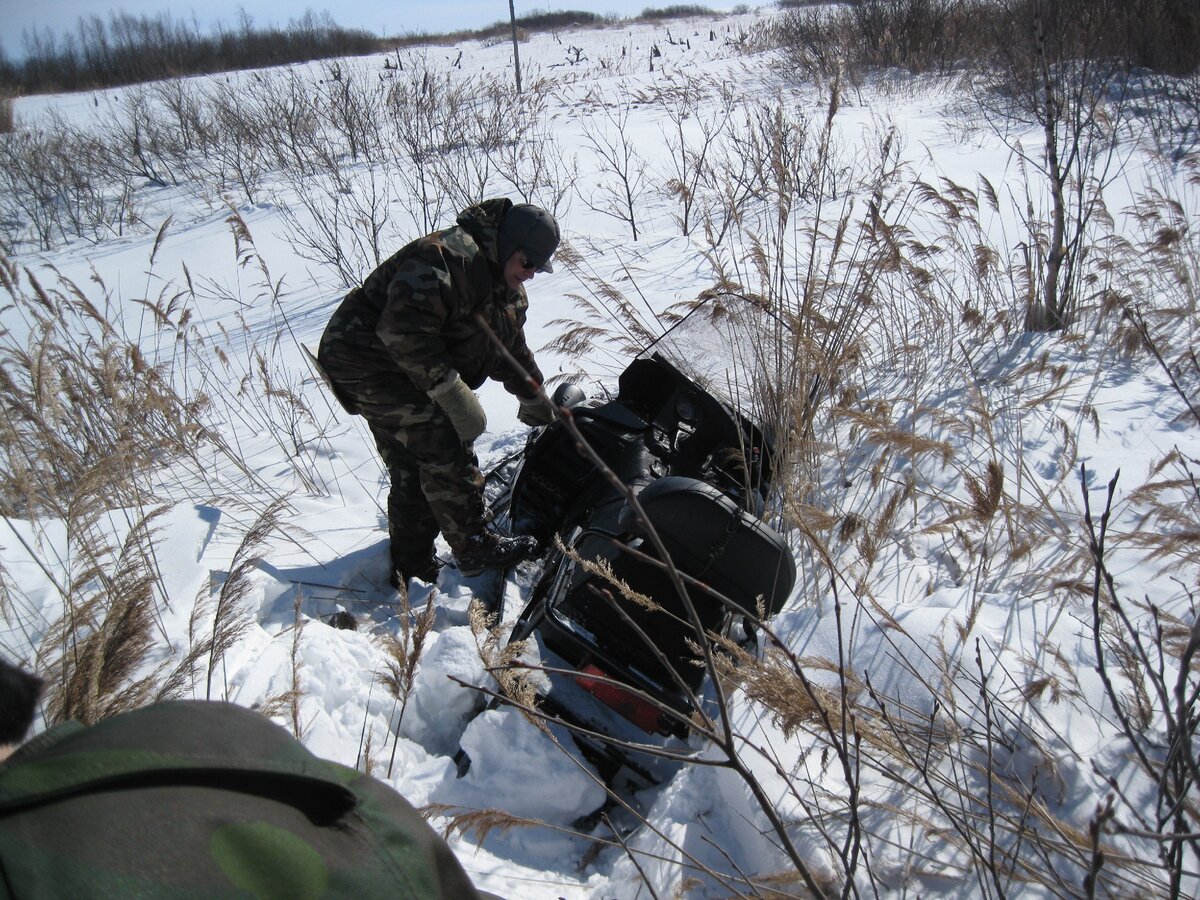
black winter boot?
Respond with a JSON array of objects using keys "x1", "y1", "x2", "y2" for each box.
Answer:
[
  {"x1": 389, "y1": 558, "x2": 442, "y2": 589},
  {"x1": 456, "y1": 532, "x2": 538, "y2": 577}
]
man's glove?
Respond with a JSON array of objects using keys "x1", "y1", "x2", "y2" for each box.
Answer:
[
  {"x1": 428, "y1": 372, "x2": 487, "y2": 443},
  {"x1": 517, "y1": 394, "x2": 556, "y2": 427}
]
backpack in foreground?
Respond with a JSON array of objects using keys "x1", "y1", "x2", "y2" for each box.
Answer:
[{"x1": 0, "y1": 700, "x2": 482, "y2": 899}]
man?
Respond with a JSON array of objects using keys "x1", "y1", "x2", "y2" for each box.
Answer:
[{"x1": 318, "y1": 198, "x2": 558, "y2": 588}]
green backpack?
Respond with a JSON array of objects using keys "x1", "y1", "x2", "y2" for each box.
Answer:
[{"x1": 0, "y1": 701, "x2": 483, "y2": 899}]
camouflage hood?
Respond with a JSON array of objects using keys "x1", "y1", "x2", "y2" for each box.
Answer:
[{"x1": 455, "y1": 197, "x2": 513, "y2": 270}]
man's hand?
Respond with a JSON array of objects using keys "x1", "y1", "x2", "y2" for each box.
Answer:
[
  {"x1": 517, "y1": 394, "x2": 556, "y2": 427},
  {"x1": 428, "y1": 372, "x2": 487, "y2": 443}
]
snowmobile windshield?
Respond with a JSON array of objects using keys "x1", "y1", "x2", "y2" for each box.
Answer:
[
  {"x1": 621, "y1": 296, "x2": 784, "y2": 500},
  {"x1": 637, "y1": 295, "x2": 784, "y2": 425}
]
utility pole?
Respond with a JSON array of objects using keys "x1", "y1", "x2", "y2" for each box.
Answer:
[{"x1": 508, "y1": 0, "x2": 522, "y2": 93}]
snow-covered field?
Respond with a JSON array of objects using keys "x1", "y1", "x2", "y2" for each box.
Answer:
[{"x1": 3, "y1": 8, "x2": 1199, "y2": 897}]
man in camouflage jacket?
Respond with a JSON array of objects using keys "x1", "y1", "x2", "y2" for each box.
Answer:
[{"x1": 318, "y1": 198, "x2": 559, "y2": 586}]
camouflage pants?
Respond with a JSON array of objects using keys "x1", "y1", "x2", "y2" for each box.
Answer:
[
  {"x1": 369, "y1": 410, "x2": 486, "y2": 569},
  {"x1": 317, "y1": 352, "x2": 486, "y2": 571}
]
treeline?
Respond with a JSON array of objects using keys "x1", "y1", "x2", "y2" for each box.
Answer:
[
  {"x1": 776, "y1": 0, "x2": 1200, "y2": 78},
  {"x1": 0, "y1": 6, "x2": 731, "y2": 98},
  {"x1": 637, "y1": 6, "x2": 720, "y2": 20},
  {"x1": 439, "y1": 7, "x2": 721, "y2": 47},
  {"x1": 0, "y1": 11, "x2": 382, "y2": 96}
]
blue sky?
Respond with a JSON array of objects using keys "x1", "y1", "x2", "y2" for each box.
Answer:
[{"x1": 1, "y1": 1, "x2": 703, "y2": 59}]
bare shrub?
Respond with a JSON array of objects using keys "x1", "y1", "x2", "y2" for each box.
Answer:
[
  {"x1": 276, "y1": 156, "x2": 399, "y2": 288},
  {"x1": 0, "y1": 95, "x2": 12, "y2": 134},
  {"x1": 775, "y1": 0, "x2": 1173, "y2": 335},
  {"x1": 851, "y1": 0, "x2": 982, "y2": 75},
  {"x1": 1084, "y1": 474, "x2": 1200, "y2": 896},
  {"x1": 143, "y1": 78, "x2": 262, "y2": 200},
  {"x1": 242, "y1": 70, "x2": 324, "y2": 178},
  {"x1": 384, "y1": 54, "x2": 457, "y2": 234},
  {"x1": 1100, "y1": 161, "x2": 1200, "y2": 423},
  {"x1": 976, "y1": 0, "x2": 1133, "y2": 332},
  {"x1": 43, "y1": 114, "x2": 142, "y2": 242},
  {"x1": 776, "y1": 0, "x2": 985, "y2": 82},
  {"x1": 204, "y1": 85, "x2": 270, "y2": 204},
  {"x1": 579, "y1": 102, "x2": 650, "y2": 241},
  {"x1": 148, "y1": 79, "x2": 212, "y2": 163},
  {"x1": 1142, "y1": 71, "x2": 1200, "y2": 160},
  {"x1": 656, "y1": 76, "x2": 735, "y2": 236},
  {"x1": 90, "y1": 87, "x2": 183, "y2": 188},
  {"x1": 772, "y1": 7, "x2": 850, "y2": 84},
  {"x1": 317, "y1": 61, "x2": 387, "y2": 165},
  {"x1": 427, "y1": 76, "x2": 519, "y2": 213},
  {"x1": 775, "y1": 0, "x2": 1197, "y2": 86},
  {"x1": 0, "y1": 116, "x2": 122, "y2": 249},
  {"x1": 493, "y1": 80, "x2": 578, "y2": 218},
  {"x1": 0, "y1": 128, "x2": 69, "y2": 250}
]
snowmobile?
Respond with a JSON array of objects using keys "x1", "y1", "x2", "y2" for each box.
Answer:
[{"x1": 474, "y1": 305, "x2": 798, "y2": 788}]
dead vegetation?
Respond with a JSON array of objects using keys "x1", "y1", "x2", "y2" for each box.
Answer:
[{"x1": 0, "y1": 8, "x2": 1198, "y2": 897}]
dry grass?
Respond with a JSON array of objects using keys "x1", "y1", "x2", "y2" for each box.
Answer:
[
  {"x1": 381, "y1": 590, "x2": 437, "y2": 778},
  {"x1": 0, "y1": 21, "x2": 1197, "y2": 897},
  {"x1": 0, "y1": 260, "x2": 198, "y2": 518},
  {"x1": 528, "y1": 70, "x2": 1199, "y2": 892},
  {"x1": 0, "y1": 216, "x2": 319, "y2": 726},
  {"x1": 468, "y1": 601, "x2": 540, "y2": 720},
  {"x1": 256, "y1": 590, "x2": 311, "y2": 744},
  {"x1": 39, "y1": 506, "x2": 167, "y2": 725}
]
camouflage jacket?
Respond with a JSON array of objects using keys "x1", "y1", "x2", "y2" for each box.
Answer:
[
  {"x1": 320, "y1": 198, "x2": 544, "y2": 399},
  {"x1": 0, "y1": 701, "x2": 483, "y2": 898}
]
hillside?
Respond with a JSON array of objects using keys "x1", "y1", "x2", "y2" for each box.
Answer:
[{"x1": 2, "y1": 7, "x2": 1198, "y2": 897}]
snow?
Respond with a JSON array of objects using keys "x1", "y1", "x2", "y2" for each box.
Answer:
[
  {"x1": 3, "y1": 7, "x2": 1199, "y2": 898},
  {"x1": 439, "y1": 708, "x2": 607, "y2": 823}
]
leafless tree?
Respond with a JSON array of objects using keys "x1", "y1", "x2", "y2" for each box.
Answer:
[
  {"x1": 579, "y1": 103, "x2": 650, "y2": 241},
  {"x1": 977, "y1": 0, "x2": 1131, "y2": 331},
  {"x1": 493, "y1": 82, "x2": 578, "y2": 218},
  {"x1": 658, "y1": 78, "x2": 735, "y2": 237}
]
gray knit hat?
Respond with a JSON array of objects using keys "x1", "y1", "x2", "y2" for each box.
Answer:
[{"x1": 498, "y1": 203, "x2": 560, "y2": 273}]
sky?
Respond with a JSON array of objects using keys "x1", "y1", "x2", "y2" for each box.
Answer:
[{"x1": 0, "y1": 1, "x2": 707, "y2": 59}]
